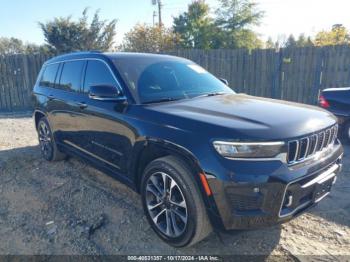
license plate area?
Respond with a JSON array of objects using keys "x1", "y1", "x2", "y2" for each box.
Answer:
[
  {"x1": 313, "y1": 178, "x2": 334, "y2": 202},
  {"x1": 279, "y1": 163, "x2": 339, "y2": 217}
]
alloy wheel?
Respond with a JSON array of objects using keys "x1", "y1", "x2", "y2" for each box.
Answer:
[
  {"x1": 38, "y1": 121, "x2": 53, "y2": 159},
  {"x1": 145, "y1": 172, "x2": 188, "y2": 238}
]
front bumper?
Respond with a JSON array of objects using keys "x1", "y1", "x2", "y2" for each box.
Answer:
[{"x1": 207, "y1": 143, "x2": 343, "y2": 230}]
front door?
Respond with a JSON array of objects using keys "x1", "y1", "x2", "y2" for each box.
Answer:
[{"x1": 73, "y1": 59, "x2": 135, "y2": 176}]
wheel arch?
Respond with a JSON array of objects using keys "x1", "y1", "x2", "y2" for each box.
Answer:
[
  {"x1": 132, "y1": 139, "x2": 204, "y2": 193},
  {"x1": 34, "y1": 109, "x2": 47, "y2": 130}
]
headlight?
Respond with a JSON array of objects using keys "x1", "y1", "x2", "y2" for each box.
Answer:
[{"x1": 213, "y1": 141, "x2": 286, "y2": 159}]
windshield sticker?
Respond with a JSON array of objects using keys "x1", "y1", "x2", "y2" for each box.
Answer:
[{"x1": 187, "y1": 64, "x2": 207, "y2": 74}]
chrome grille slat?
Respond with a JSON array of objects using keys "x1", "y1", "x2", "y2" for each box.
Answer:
[
  {"x1": 320, "y1": 131, "x2": 326, "y2": 150},
  {"x1": 294, "y1": 140, "x2": 299, "y2": 162},
  {"x1": 304, "y1": 137, "x2": 310, "y2": 159},
  {"x1": 312, "y1": 134, "x2": 318, "y2": 155},
  {"x1": 287, "y1": 125, "x2": 338, "y2": 165},
  {"x1": 325, "y1": 129, "x2": 331, "y2": 147}
]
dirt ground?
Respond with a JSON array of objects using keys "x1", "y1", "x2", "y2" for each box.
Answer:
[{"x1": 0, "y1": 116, "x2": 349, "y2": 259}]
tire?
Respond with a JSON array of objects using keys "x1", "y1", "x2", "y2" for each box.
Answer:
[
  {"x1": 343, "y1": 122, "x2": 350, "y2": 144},
  {"x1": 141, "y1": 155, "x2": 212, "y2": 247},
  {"x1": 37, "y1": 117, "x2": 66, "y2": 161}
]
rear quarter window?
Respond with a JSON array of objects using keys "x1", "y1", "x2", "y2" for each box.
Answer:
[{"x1": 39, "y1": 63, "x2": 60, "y2": 88}]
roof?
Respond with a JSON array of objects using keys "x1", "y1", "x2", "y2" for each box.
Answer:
[{"x1": 45, "y1": 51, "x2": 187, "y2": 64}]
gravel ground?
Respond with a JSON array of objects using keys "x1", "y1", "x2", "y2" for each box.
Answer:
[{"x1": 0, "y1": 116, "x2": 349, "y2": 259}]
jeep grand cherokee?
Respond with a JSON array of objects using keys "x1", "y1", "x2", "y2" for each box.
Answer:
[{"x1": 33, "y1": 52, "x2": 343, "y2": 247}]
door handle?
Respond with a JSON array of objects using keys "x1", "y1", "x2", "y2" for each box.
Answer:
[
  {"x1": 76, "y1": 102, "x2": 88, "y2": 109},
  {"x1": 48, "y1": 95, "x2": 55, "y2": 101}
]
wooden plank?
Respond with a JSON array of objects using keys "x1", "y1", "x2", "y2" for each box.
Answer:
[
  {"x1": 305, "y1": 46, "x2": 314, "y2": 104},
  {"x1": 266, "y1": 49, "x2": 276, "y2": 98},
  {"x1": 3, "y1": 55, "x2": 13, "y2": 111},
  {"x1": 259, "y1": 49, "x2": 267, "y2": 97},
  {"x1": 13, "y1": 54, "x2": 25, "y2": 109},
  {"x1": 230, "y1": 49, "x2": 238, "y2": 90},
  {"x1": 22, "y1": 54, "x2": 32, "y2": 108},
  {"x1": 0, "y1": 56, "x2": 6, "y2": 111},
  {"x1": 297, "y1": 47, "x2": 307, "y2": 103}
]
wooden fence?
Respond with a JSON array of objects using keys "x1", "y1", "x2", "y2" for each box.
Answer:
[
  {"x1": 0, "y1": 53, "x2": 50, "y2": 112},
  {"x1": 1, "y1": 45, "x2": 350, "y2": 112}
]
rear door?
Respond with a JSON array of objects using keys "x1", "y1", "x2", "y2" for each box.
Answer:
[
  {"x1": 37, "y1": 62, "x2": 60, "y2": 113},
  {"x1": 49, "y1": 60, "x2": 87, "y2": 147}
]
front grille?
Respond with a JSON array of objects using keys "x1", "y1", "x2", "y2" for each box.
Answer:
[{"x1": 287, "y1": 125, "x2": 338, "y2": 164}]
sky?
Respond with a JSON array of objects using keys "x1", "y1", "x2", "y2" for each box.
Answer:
[{"x1": 1, "y1": 0, "x2": 350, "y2": 46}]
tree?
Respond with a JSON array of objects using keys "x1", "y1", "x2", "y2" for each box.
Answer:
[
  {"x1": 0, "y1": 37, "x2": 51, "y2": 55},
  {"x1": 314, "y1": 24, "x2": 350, "y2": 46},
  {"x1": 265, "y1": 37, "x2": 275, "y2": 49},
  {"x1": 285, "y1": 34, "x2": 297, "y2": 48},
  {"x1": 214, "y1": 0, "x2": 264, "y2": 49},
  {"x1": 0, "y1": 37, "x2": 24, "y2": 54},
  {"x1": 121, "y1": 24, "x2": 180, "y2": 53},
  {"x1": 296, "y1": 34, "x2": 313, "y2": 47},
  {"x1": 39, "y1": 8, "x2": 117, "y2": 53},
  {"x1": 173, "y1": 1, "x2": 214, "y2": 49}
]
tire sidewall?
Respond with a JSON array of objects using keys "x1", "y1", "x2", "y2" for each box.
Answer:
[
  {"x1": 346, "y1": 123, "x2": 350, "y2": 141},
  {"x1": 141, "y1": 160, "x2": 198, "y2": 247},
  {"x1": 37, "y1": 117, "x2": 54, "y2": 161},
  {"x1": 343, "y1": 122, "x2": 350, "y2": 143}
]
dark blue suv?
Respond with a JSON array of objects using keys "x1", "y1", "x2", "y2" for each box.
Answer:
[{"x1": 33, "y1": 52, "x2": 343, "y2": 247}]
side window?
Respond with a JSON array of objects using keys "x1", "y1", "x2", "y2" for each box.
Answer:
[
  {"x1": 58, "y1": 60, "x2": 85, "y2": 92},
  {"x1": 40, "y1": 63, "x2": 59, "y2": 88},
  {"x1": 83, "y1": 60, "x2": 118, "y2": 93}
]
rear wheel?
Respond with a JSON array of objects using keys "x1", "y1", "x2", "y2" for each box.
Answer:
[
  {"x1": 141, "y1": 155, "x2": 212, "y2": 247},
  {"x1": 37, "y1": 117, "x2": 66, "y2": 161}
]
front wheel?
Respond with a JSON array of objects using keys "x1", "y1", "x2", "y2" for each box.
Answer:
[
  {"x1": 141, "y1": 156, "x2": 212, "y2": 247},
  {"x1": 342, "y1": 122, "x2": 350, "y2": 144}
]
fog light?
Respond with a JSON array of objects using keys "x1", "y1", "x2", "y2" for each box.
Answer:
[
  {"x1": 332, "y1": 176, "x2": 337, "y2": 185},
  {"x1": 285, "y1": 195, "x2": 293, "y2": 207},
  {"x1": 253, "y1": 187, "x2": 259, "y2": 193}
]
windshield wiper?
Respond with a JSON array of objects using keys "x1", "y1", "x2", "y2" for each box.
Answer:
[
  {"x1": 143, "y1": 97, "x2": 181, "y2": 104},
  {"x1": 193, "y1": 92, "x2": 226, "y2": 99}
]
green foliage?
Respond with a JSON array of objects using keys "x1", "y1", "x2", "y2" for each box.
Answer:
[
  {"x1": 315, "y1": 24, "x2": 350, "y2": 46},
  {"x1": 267, "y1": 34, "x2": 314, "y2": 50},
  {"x1": 173, "y1": 1, "x2": 215, "y2": 49},
  {"x1": 285, "y1": 34, "x2": 314, "y2": 48},
  {"x1": 0, "y1": 37, "x2": 51, "y2": 55},
  {"x1": 285, "y1": 34, "x2": 297, "y2": 48},
  {"x1": 265, "y1": 37, "x2": 276, "y2": 49},
  {"x1": 172, "y1": 0, "x2": 263, "y2": 50},
  {"x1": 213, "y1": 0, "x2": 264, "y2": 49},
  {"x1": 121, "y1": 23, "x2": 180, "y2": 53},
  {"x1": 215, "y1": 0, "x2": 264, "y2": 31},
  {"x1": 39, "y1": 8, "x2": 117, "y2": 53},
  {"x1": 296, "y1": 34, "x2": 313, "y2": 47}
]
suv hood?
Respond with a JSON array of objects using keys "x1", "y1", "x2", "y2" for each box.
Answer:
[{"x1": 146, "y1": 94, "x2": 337, "y2": 140}]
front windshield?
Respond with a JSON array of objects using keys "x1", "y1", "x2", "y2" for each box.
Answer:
[{"x1": 113, "y1": 56, "x2": 234, "y2": 104}]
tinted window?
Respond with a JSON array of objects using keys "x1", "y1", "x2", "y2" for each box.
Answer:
[
  {"x1": 83, "y1": 60, "x2": 118, "y2": 92},
  {"x1": 58, "y1": 60, "x2": 85, "y2": 92},
  {"x1": 40, "y1": 63, "x2": 59, "y2": 88},
  {"x1": 113, "y1": 58, "x2": 234, "y2": 104}
]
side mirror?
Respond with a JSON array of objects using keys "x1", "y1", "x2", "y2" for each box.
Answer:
[
  {"x1": 219, "y1": 78, "x2": 229, "y2": 86},
  {"x1": 89, "y1": 85, "x2": 123, "y2": 101}
]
